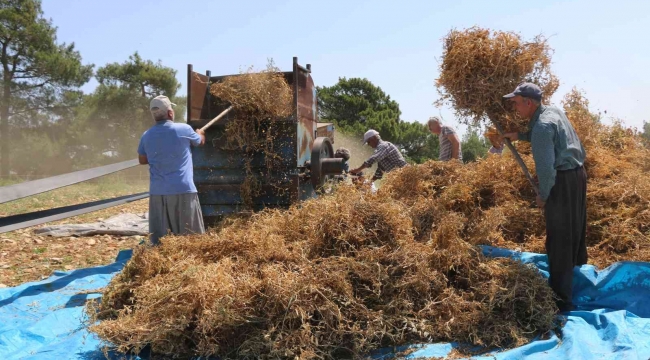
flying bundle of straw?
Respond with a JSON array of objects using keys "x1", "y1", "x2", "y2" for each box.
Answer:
[{"x1": 435, "y1": 27, "x2": 559, "y2": 132}]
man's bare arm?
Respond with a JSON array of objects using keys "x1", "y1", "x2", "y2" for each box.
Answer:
[
  {"x1": 350, "y1": 163, "x2": 369, "y2": 174},
  {"x1": 195, "y1": 129, "x2": 206, "y2": 146}
]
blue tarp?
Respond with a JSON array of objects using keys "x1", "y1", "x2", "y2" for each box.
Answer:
[{"x1": 1, "y1": 246, "x2": 649, "y2": 360}]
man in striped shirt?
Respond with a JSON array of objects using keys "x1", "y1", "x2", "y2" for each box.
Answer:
[
  {"x1": 428, "y1": 117, "x2": 462, "y2": 162},
  {"x1": 349, "y1": 129, "x2": 407, "y2": 181}
]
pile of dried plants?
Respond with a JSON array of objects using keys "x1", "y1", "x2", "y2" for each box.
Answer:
[{"x1": 88, "y1": 186, "x2": 556, "y2": 359}]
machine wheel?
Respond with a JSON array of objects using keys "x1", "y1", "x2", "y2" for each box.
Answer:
[{"x1": 311, "y1": 137, "x2": 335, "y2": 190}]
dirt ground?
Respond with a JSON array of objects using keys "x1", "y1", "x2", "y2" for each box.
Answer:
[
  {"x1": 0, "y1": 199, "x2": 148, "y2": 288},
  {"x1": 0, "y1": 174, "x2": 149, "y2": 288}
]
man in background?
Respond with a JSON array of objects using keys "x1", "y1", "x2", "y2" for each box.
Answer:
[
  {"x1": 349, "y1": 129, "x2": 407, "y2": 181},
  {"x1": 334, "y1": 147, "x2": 351, "y2": 174},
  {"x1": 428, "y1": 117, "x2": 462, "y2": 162},
  {"x1": 138, "y1": 95, "x2": 206, "y2": 245},
  {"x1": 488, "y1": 144, "x2": 504, "y2": 155},
  {"x1": 488, "y1": 139, "x2": 504, "y2": 155}
]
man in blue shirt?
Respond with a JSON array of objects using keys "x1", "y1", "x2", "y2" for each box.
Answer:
[
  {"x1": 138, "y1": 95, "x2": 206, "y2": 245},
  {"x1": 502, "y1": 83, "x2": 588, "y2": 313}
]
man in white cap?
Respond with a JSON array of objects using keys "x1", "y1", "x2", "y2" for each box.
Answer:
[
  {"x1": 349, "y1": 129, "x2": 407, "y2": 181},
  {"x1": 138, "y1": 95, "x2": 206, "y2": 245}
]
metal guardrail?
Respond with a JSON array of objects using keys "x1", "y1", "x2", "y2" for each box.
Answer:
[
  {"x1": 0, "y1": 192, "x2": 149, "y2": 234},
  {"x1": 0, "y1": 159, "x2": 147, "y2": 233},
  {"x1": 0, "y1": 159, "x2": 140, "y2": 204}
]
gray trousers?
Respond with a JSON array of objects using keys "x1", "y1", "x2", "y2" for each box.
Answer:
[{"x1": 149, "y1": 193, "x2": 205, "y2": 245}]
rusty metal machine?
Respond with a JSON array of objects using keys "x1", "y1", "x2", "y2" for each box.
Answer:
[
  {"x1": 316, "y1": 122, "x2": 335, "y2": 143},
  {"x1": 187, "y1": 57, "x2": 344, "y2": 223}
]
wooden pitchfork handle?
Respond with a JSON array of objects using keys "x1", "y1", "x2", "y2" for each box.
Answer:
[
  {"x1": 199, "y1": 106, "x2": 233, "y2": 132},
  {"x1": 490, "y1": 117, "x2": 540, "y2": 196}
]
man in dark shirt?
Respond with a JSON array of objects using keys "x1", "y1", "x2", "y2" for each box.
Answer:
[{"x1": 502, "y1": 83, "x2": 587, "y2": 312}]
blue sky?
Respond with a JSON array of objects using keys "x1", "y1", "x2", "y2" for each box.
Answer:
[{"x1": 43, "y1": 0, "x2": 649, "y2": 136}]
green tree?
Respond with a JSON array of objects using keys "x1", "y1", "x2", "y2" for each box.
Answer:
[
  {"x1": 73, "y1": 53, "x2": 181, "y2": 164},
  {"x1": 461, "y1": 127, "x2": 490, "y2": 163},
  {"x1": 0, "y1": 0, "x2": 93, "y2": 176},
  {"x1": 95, "y1": 52, "x2": 179, "y2": 98},
  {"x1": 317, "y1": 78, "x2": 401, "y2": 142}
]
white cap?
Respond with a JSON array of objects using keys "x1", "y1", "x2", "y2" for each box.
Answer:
[
  {"x1": 150, "y1": 95, "x2": 176, "y2": 114},
  {"x1": 363, "y1": 129, "x2": 379, "y2": 144}
]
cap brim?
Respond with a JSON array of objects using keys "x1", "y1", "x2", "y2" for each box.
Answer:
[
  {"x1": 502, "y1": 93, "x2": 516, "y2": 99},
  {"x1": 170, "y1": 102, "x2": 177, "y2": 107}
]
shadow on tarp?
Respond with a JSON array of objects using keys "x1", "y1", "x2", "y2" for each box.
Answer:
[
  {"x1": 0, "y1": 265, "x2": 120, "y2": 309},
  {"x1": 2, "y1": 247, "x2": 650, "y2": 360},
  {"x1": 0, "y1": 249, "x2": 132, "y2": 309}
]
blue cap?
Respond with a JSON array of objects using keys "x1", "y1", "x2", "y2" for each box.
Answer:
[{"x1": 503, "y1": 82, "x2": 542, "y2": 101}]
